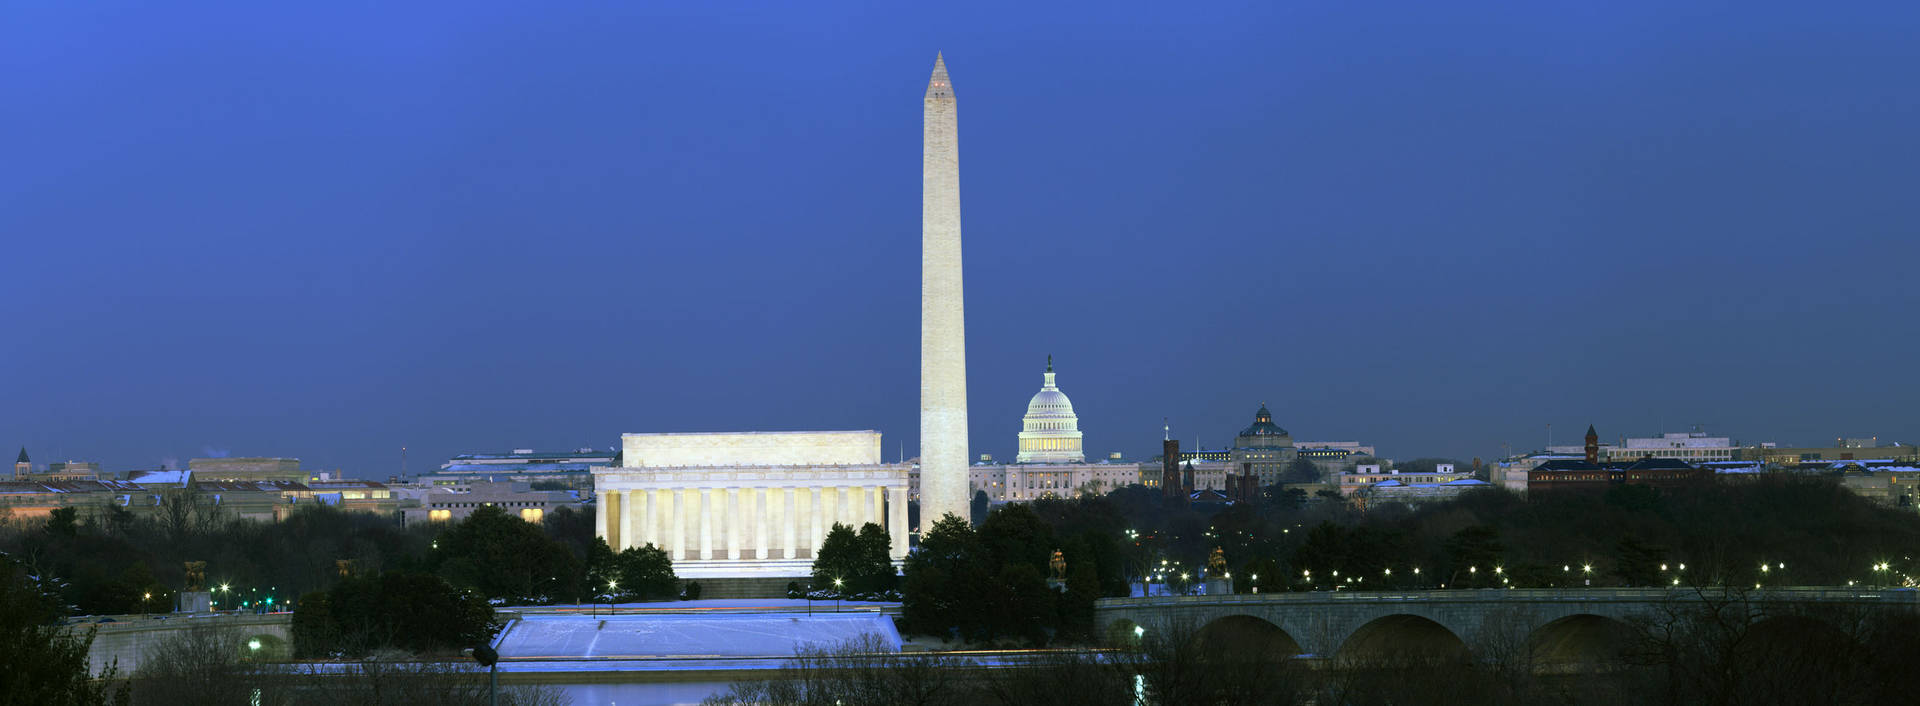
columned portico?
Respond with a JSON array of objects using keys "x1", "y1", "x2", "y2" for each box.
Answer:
[{"x1": 593, "y1": 431, "x2": 912, "y2": 579}]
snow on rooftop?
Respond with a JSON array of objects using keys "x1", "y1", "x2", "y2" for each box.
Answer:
[
  {"x1": 496, "y1": 612, "x2": 900, "y2": 660},
  {"x1": 128, "y1": 470, "x2": 190, "y2": 485}
]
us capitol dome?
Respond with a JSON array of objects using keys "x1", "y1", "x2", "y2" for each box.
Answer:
[{"x1": 1015, "y1": 355, "x2": 1085, "y2": 464}]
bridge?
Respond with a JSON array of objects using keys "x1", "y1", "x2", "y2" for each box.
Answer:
[
  {"x1": 72, "y1": 612, "x2": 292, "y2": 676},
  {"x1": 1095, "y1": 587, "x2": 1918, "y2": 665}
]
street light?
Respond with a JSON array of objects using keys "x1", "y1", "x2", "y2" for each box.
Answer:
[{"x1": 833, "y1": 578, "x2": 844, "y2": 612}]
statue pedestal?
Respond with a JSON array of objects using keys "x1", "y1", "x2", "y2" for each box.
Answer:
[
  {"x1": 1203, "y1": 579, "x2": 1231, "y2": 596},
  {"x1": 1047, "y1": 579, "x2": 1067, "y2": 593},
  {"x1": 177, "y1": 591, "x2": 211, "y2": 613}
]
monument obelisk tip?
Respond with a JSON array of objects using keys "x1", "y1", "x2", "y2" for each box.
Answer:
[{"x1": 927, "y1": 53, "x2": 953, "y2": 97}]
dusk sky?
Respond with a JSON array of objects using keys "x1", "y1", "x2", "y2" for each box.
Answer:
[{"x1": 4, "y1": 1, "x2": 1916, "y2": 477}]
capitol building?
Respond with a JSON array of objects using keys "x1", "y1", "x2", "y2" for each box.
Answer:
[
  {"x1": 1015, "y1": 356, "x2": 1084, "y2": 464},
  {"x1": 964, "y1": 358, "x2": 1142, "y2": 502}
]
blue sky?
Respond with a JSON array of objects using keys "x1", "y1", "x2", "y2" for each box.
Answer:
[{"x1": 3, "y1": 1, "x2": 1916, "y2": 476}]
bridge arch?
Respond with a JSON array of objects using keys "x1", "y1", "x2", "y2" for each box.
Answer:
[
  {"x1": 1528, "y1": 613, "x2": 1634, "y2": 667},
  {"x1": 1192, "y1": 614, "x2": 1302, "y2": 660},
  {"x1": 1336, "y1": 614, "x2": 1467, "y2": 664}
]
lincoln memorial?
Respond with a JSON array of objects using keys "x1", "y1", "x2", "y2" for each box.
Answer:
[{"x1": 592, "y1": 431, "x2": 911, "y2": 579}]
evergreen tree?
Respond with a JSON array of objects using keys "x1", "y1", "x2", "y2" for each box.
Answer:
[
  {"x1": 810, "y1": 523, "x2": 864, "y2": 594},
  {"x1": 0, "y1": 552, "x2": 128, "y2": 704},
  {"x1": 902, "y1": 513, "x2": 987, "y2": 639},
  {"x1": 610, "y1": 543, "x2": 678, "y2": 600},
  {"x1": 430, "y1": 504, "x2": 580, "y2": 602},
  {"x1": 854, "y1": 522, "x2": 898, "y2": 593}
]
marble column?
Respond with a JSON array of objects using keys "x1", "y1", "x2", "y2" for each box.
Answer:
[
  {"x1": 870, "y1": 486, "x2": 885, "y2": 532},
  {"x1": 668, "y1": 487, "x2": 683, "y2": 560},
  {"x1": 809, "y1": 487, "x2": 825, "y2": 557},
  {"x1": 750, "y1": 488, "x2": 766, "y2": 560},
  {"x1": 623, "y1": 489, "x2": 642, "y2": 550},
  {"x1": 775, "y1": 487, "x2": 792, "y2": 559},
  {"x1": 604, "y1": 490, "x2": 622, "y2": 550},
  {"x1": 725, "y1": 488, "x2": 742, "y2": 560},
  {"x1": 595, "y1": 487, "x2": 610, "y2": 547},
  {"x1": 699, "y1": 488, "x2": 715, "y2": 560}
]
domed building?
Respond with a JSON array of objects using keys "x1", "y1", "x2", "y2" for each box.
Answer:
[
  {"x1": 964, "y1": 357, "x2": 1141, "y2": 503},
  {"x1": 1236, "y1": 404, "x2": 1292, "y2": 448},
  {"x1": 1231, "y1": 404, "x2": 1298, "y2": 486},
  {"x1": 1016, "y1": 356, "x2": 1085, "y2": 464}
]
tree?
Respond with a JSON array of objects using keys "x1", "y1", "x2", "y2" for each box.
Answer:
[
  {"x1": 970, "y1": 490, "x2": 991, "y2": 526},
  {"x1": 609, "y1": 544, "x2": 677, "y2": 600},
  {"x1": 295, "y1": 570, "x2": 494, "y2": 658},
  {"x1": 1444, "y1": 526, "x2": 1504, "y2": 587},
  {"x1": 977, "y1": 504, "x2": 1054, "y2": 575},
  {"x1": 130, "y1": 624, "x2": 256, "y2": 704},
  {"x1": 290, "y1": 591, "x2": 338, "y2": 657},
  {"x1": 1056, "y1": 539, "x2": 1103, "y2": 641},
  {"x1": 811, "y1": 523, "x2": 864, "y2": 593},
  {"x1": 431, "y1": 505, "x2": 580, "y2": 602},
  {"x1": 1612, "y1": 536, "x2": 1667, "y2": 587},
  {"x1": 45, "y1": 507, "x2": 79, "y2": 537},
  {"x1": 0, "y1": 552, "x2": 128, "y2": 704},
  {"x1": 901, "y1": 513, "x2": 987, "y2": 640},
  {"x1": 814, "y1": 523, "x2": 897, "y2": 596},
  {"x1": 854, "y1": 523, "x2": 898, "y2": 594},
  {"x1": 1281, "y1": 458, "x2": 1322, "y2": 484}
]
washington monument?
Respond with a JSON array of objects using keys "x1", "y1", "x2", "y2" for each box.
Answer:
[{"x1": 920, "y1": 53, "x2": 968, "y2": 526}]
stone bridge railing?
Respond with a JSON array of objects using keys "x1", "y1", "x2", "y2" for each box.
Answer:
[{"x1": 1095, "y1": 587, "x2": 1917, "y2": 661}]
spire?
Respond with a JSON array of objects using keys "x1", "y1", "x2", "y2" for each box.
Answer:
[
  {"x1": 926, "y1": 52, "x2": 953, "y2": 99},
  {"x1": 1586, "y1": 424, "x2": 1598, "y2": 438},
  {"x1": 15, "y1": 447, "x2": 26, "y2": 464}
]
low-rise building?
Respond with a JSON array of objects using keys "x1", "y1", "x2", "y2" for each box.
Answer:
[
  {"x1": 0, "y1": 479, "x2": 153, "y2": 521},
  {"x1": 427, "y1": 448, "x2": 615, "y2": 491},
  {"x1": 1527, "y1": 457, "x2": 1712, "y2": 494},
  {"x1": 305, "y1": 478, "x2": 398, "y2": 515},
  {"x1": 189, "y1": 457, "x2": 308, "y2": 483},
  {"x1": 1830, "y1": 462, "x2": 1920, "y2": 508},
  {"x1": 1359, "y1": 478, "x2": 1494, "y2": 508},
  {"x1": 1746, "y1": 445, "x2": 1918, "y2": 466},
  {"x1": 968, "y1": 460, "x2": 1142, "y2": 502},
  {"x1": 1338, "y1": 463, "x2": 1475, "y2": 497},
  {"x1": 396, "y1": 480, "x2": 584, "y2": 526}
]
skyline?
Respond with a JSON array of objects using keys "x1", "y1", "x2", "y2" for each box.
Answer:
[{"x1": 4, "y1": 2, "x2": 1918, "y2": 476}]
